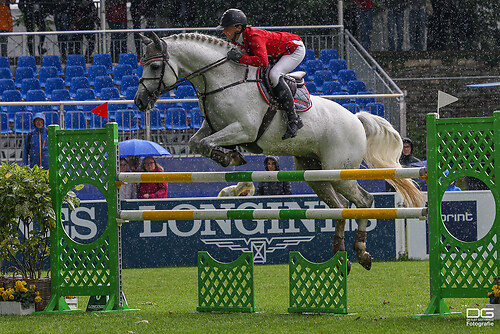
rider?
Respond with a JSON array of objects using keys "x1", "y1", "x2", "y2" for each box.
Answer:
[{"x1": 217, "y1": 8, "x2": 305, "y2": 140}]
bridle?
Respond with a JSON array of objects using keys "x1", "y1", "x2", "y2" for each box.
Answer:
[{"x1": 138, "y1": 38, "x2": 259, "y2": 103}]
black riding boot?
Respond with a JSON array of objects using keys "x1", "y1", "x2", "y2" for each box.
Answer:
[{"x1": 273, "y1": 76, "x2": 303, "y2": 140}]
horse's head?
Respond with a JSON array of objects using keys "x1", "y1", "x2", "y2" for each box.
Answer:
[{"x1": 134, "y1": 33, "x2": 178, "y2": 112}]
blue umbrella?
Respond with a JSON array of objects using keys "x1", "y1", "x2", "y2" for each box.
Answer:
[{"x1": 119, "y1": 139, "x2": 170, "y2": 157}]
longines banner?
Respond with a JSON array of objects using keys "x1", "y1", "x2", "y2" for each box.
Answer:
[{"x1": 60, "y1": 194, "x2": 402, "y2": 268}]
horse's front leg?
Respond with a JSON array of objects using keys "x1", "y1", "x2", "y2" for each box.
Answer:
[{"x1": 188, "y1": 121, "x2": 256, "y2": 167}]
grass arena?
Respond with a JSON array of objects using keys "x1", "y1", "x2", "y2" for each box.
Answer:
[{"x1": 3, "y1": 111, "x2": 494, "y2": 333}]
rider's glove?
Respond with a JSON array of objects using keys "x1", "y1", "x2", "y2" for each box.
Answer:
[{"x1": 227, "y1": 48, "x2": 243, "y2": 62}]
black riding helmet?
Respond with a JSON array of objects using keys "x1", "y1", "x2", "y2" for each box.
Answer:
[{"x1": 216, "y1": 8, "x2": 247, "y2": 30}]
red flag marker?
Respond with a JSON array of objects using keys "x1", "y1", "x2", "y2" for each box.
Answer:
[{"x1": 91, "y1": 102, "x2": 108, "y2": 121}]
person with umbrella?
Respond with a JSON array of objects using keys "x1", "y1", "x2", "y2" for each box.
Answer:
[
  {"x1": 119, "y1": 158, "x2": 137, "y2": 199},
  {"x1": 137, "y1": 156, "x2": 168, "y2": 199}
]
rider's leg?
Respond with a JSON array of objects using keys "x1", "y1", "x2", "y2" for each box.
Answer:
[{"x1": 270, "y1": 40, "x2": 306, "y2": 140}]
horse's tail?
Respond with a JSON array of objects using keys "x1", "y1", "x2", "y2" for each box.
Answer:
[{"x1": 356, "y1": 111, "x2": 424, "y2": 207}]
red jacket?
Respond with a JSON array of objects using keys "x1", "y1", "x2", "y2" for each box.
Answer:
[
  {"x1": 354, "y1": 0, "x2": 373, "y2": 9},
  {"x1": 231, "y1": 27, "x2": 302, "y2": 67},
  {"x1": 138, "y1": 167, "x2": 168, "y2": 198}
]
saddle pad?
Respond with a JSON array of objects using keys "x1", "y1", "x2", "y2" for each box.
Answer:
[{"x1": 256, "y1": 68, "x2": 313, "y2": 112}]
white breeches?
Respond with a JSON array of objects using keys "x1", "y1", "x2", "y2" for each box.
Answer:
[{"x1": 269, "y1": 40, "x2": 306, "y2": 87}]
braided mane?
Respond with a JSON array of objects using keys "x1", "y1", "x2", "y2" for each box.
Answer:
[{"x1": 167, "y1": 33, "x2": 232, "y2": 50}]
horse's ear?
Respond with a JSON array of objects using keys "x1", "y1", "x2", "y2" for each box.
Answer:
[
  {"x1": 140, "y1": 33, "x2": 153, "y2": 45},
  {"x1": 151, "y1": 32, "x2": 163, "y2": 51}
]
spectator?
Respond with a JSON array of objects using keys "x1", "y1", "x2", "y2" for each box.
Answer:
[
  {"x1": 70, "y1": 0, "x2": 100, "y2": 61},
  {"x1": 400, "y1": 137, "x2": 421, "y2": 166},
  {"x1": 23, "y1": 112, "x2": 49, "y2": 169},
  {"x1": 119, "y1": 157, "x2": 137, "y2": 199},
  {"x1": 106, "y1": 0, "x2": 128, "y2": 62},
  {"x1": 127, "y1": 155, "x2": 141, "y2": 172},
  {"x1": 257, "y1": 156, "x2": 292, "y2": 195},
  {"x1": 383, "y1": 0, "x2": 408, "y2": 51},
  {"x1": 443, "y1": 170, "x2": 461, "y2": 191},
  {"x1": 353, "y1": 0, "x2": 374, "y2": 51},
  {"x1": 18, "y1": 0, "x2": 52, "y2": 56},
  {"x1": 137, "y1": 156, "x2": 168, "y2": 199},
  {"x1": 131, "y1": 0, "x2": 159, "y2": 55},
  {"x1": 409, "y1": 0, "x2": 428, "y2": 51},
  {"x1": 53, "y1": 0, "x2": 72, "y2": 59},
  {"x1": 218, "y1": 182, "x2": 255, "y2": 197},
  {"x1": 0, "y1": 0, "x2": 15, "y2": 57}
]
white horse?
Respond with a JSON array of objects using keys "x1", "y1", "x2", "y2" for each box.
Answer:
[{"x1": 135, "y1": 32, "x2": 423, "y2": 271}]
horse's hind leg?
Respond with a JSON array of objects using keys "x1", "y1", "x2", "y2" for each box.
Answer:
[
  {"x1": 294, "y1": 157, "x2": 352, "y2": 273},
  {"x1": 334, "y1": 180, "x2": 375, "y2": 270}
]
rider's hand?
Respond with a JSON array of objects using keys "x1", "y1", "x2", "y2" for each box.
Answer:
[{"x1": 227, "y1": 48, "x2": 243, "y2": 62}]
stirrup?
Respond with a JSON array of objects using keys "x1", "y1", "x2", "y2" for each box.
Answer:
[{"x1": 282, "y1": 120, "x2": 302, "y2": 140}]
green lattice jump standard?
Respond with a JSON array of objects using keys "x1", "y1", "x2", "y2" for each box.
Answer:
[
  {"x1": 288, "y1": 252, "x2": 348, "y2": 314},
  {"x1": 43, "y1": 123, "x2": 131, "y2": 313},
  {"x1": 415, "y1": 112, "x2": 500, "y2": 318},
  {"x1": 197, "y1": 252, "x2": 256, "y2": 312}
]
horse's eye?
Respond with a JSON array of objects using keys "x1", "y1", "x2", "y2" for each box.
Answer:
[{"x1": 150, "y1": 63, "x2": 161, "y2": 71}]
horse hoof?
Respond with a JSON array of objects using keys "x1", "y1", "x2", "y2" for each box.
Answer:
[
  {"x1": 210, "y1": 148, "x2": 231, "y2": 167},
  {"x1": 228, "y1": 151, "x2": 247, "y2": 166},
  {"x1": 358, "y1": 252, "x2": 372, "y2": 271}
]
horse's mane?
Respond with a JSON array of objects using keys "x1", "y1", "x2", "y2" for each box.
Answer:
[{"x1": 167, "y1": 33, "x2": 233, "y2": 50}]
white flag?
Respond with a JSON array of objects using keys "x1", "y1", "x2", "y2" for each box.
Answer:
[{"x1": 437, "y1": 91, "x2": 458, "y2": 110}]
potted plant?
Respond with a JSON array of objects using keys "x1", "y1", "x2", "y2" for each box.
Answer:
[
  {"x1": 0, "y1": 280, "x2": 41, "y2": 315},
  {"x1": 0, "y1": 163, "x2": 80, "y2": 311},
  {"x1": 486, "y1": 276, "x2": 500, "y2": 320}
]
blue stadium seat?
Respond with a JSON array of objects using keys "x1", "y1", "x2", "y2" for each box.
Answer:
[
  {"x1": 41, "y1": 55, "x2": 63, "y2": 76},
  {"x1": 319, "y1": 49, "x2": 338, "y2": 67},
  {"x1": 299, "y1": 49, "x2": 316, "y2": 68},
  {"x1": 174, "y1": 85, "x2": 197, "y2": 109},
  {"x1": 337, "y1": 69, "x2": 357, "y2": 86},
  {"x1": 94, "y1": 75, "x2": 114, "y2": 98},
  {"x1": 65, "y1": 65, "x2": 86, "y2": 87},
  {"x1": 313, "y1": 70, "x2": 334, "y2": 92},
  {"x1": 43, "y1": 111, "x2": 60, "y2": 126},
  {"x1": 0, "y1": 112, "x2": 12, "y2": 133},
  {"x1": 66, "y1": 54, "x2": 87, "y2": 74},
  {"x1": 69, "y1": 76, "x2": 91, "y2": 98},
  {"x1": 355, "y1": 91, "x2": 375, "y2": 107},
  {"x1": 26, "y1": 89, "x2": 51, "y2": 113},
  {"x1": 0, "y1": 78, "x2": 15, "y2": 97},
  {"x1": 140, "y1": 108, "x2": 165, "y2": 130},
  {"x1": 125, "y1": 86, "x2": 138, "y2": 110},
  {"x1": 45, "y1": 78, "x2": 65, "y2": 100},
  {"x1": 0, "y1": 67, "x2": 12, "y2": 79},
  {"x1": 137, "y1": 64, "x2": 143, "y2": 77},
  {"x1": 165, "y1": 107, "x2": 189, "y2": 130},
  {"x1": 304, "y1": 60, "x2": 323, "y2": 81},
  {"x1": 346, "y1": 80, "x2": 366, "y2": 95},
  {"x1": 118, "y1": 53, "x2": 139, "y2": 74},
  {"x1": 2, "y1": 90, "x2": 26, "y2": 119},
  {"x1": 190, "y1": 107, "x2": 203, "y2": 129},
  {"x1": 330, "y1": 91, "x2": 349, "y2": 105},
  {"x1": 65, "y1": 111, "x2": 87, "y2": 129},
  {"x1": 14, "y1": 67, "x2": 35, "y2": 88},
  {"x1": 115, "y1": 110, "x2": 138, "y2": 131},
  {"x1": 113, "y1": 64, "x2": 133, "y2": 86},
  {"x1": 100, "y1": 87, "x2": 122, "y2": 111},
  {"x1": 21, "y1": 78, "x2": 41, "y2": 99},
  {"x1": 92, "y1": 53, "x2": 113, "y2": 74},
  {"x1": 342, "y1": 102, "x2": 361, "y2": 114},
  {"x1": 322, "y1": 81, "x2": 342, "y2": 95},
  {"x1": 14, "y1": 112, "x2": 33, "y2": 133},
  {"x1": 365, "y1": 102, "x2": 385, "y2": 117},
  {"x1": 16, "y1": 56, "x2": 37, "y2": 76},
  {"x1": 120, "y1": 75, "x2": 139, "y2": 96},
  {"x1": 51, "y1": 89, "x2": 78, "y2": 112},
  {"x1": 0, "y1": 56, "x2": 10, "y2": 69},
  {"x1": 329, "y1": 59, "x2": 348, "y2": 77},
  {"x1": 305, "y1": 82, "x2": 317, "y2": 95},
  {"x1": 88, "y1": 64, "x2": 109, "y2": 87},
  {"x1": 88, "y1": 113, "x2": 107, "y2": 129},
  {"x1": 75, "y1": 88, "x2": 96, "y2": 113},
  {"x1": 38, "y1": 66, "x2": 59, "y2": 88}
]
